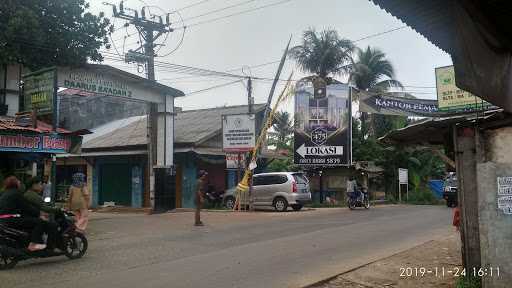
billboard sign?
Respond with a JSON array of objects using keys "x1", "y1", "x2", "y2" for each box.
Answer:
[
  {"x1": 436, "y1": 66, "x2": 495, "y2": 112},
  {"x1": 23, "y1": 68, "x2": 56, "y2": 115},
  {"x1": 0, "y1": 132, "x2": 75, "y2": 153},
  {"x1": 294, "y1": 83, "x2": 351, "y2": 166},
  {"x1": 398, "y1": 168, "x2": 408, "y2": 184},
  {"x1": 359, "y1": 92, "x2": 439, "y2": 117},
  {"x1": 222, "y1": 113, "x2": 255, "y2": 152}
]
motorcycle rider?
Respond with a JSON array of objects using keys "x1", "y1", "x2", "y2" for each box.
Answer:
[
  {"x1": 346, "y1": 176, "x2": 358, "y2": 199},
  {"x1": 24, "y1": 177, "x2": 59, "y2": 251},
  {"x1": 0, "y1": 176, "x2": 47, "y2": 251}
]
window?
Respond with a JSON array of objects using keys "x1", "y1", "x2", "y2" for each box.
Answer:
[
  {"x1": 253, "y1": 175, "x2": 288, "y2": 186},
  {"x1": 293, "y1": 173, "x2": 308, "y2": 184}
]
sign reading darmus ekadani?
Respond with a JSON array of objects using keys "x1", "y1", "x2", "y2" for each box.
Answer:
[{"x1": 0, "y1": 132, "x2": 72, "y2": 153}]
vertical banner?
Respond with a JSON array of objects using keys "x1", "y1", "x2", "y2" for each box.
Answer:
[
  {"x1": 294, "y1": 83, "x2": 351, "y2": 166},
  {"x1": 23, "y1": 67, "x2": 56, "y2": 115}
]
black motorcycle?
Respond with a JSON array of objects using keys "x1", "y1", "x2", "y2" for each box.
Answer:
[
  {"x1": 205, "y1": 185, "x2": 224, "y2": 208},
  {"x1": 347, "y1": 186, "x2": 370, "y2": 210},
  {"x1": 0, "y1": 210, "x2": 88, "y2": 270}
]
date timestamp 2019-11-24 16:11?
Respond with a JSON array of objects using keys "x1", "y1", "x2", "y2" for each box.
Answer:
[{"x1": 400, "y1": 267, "x2": 500, "y2": 278}]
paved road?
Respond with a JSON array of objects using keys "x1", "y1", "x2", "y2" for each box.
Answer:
[{"x1": 3, "y1": 205, "x2": 453, "y2": 288}]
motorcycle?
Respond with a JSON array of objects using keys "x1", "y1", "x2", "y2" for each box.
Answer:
[
  {"x1": 205, "y1": 185, "x2": 224, "y2": 208},
  {"x1": 347, "y1": 186, "x2": 370, "y2": 210},
  {"x1": 0, "y1": 209, "x2": 88, "y2": 270}
]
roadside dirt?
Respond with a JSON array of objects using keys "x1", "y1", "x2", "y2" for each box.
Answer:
[{"x1": 311, "y1": 232, "x2": 462, "y2": 288}]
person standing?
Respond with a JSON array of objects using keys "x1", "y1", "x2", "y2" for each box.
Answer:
[
  {"x1": 67, "y1": 173, "x2": 90, "y2": 232},
  {"x1": 195, "y1": 170, "x2": 208, "y2": 226}
]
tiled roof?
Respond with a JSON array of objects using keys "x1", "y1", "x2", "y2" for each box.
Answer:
[
  {"x1": 82, "y1": 104, "x2": 266, "y2": 150},
  {"x1": 0, "y1": 116, "x2": 71, "y2": 134}
]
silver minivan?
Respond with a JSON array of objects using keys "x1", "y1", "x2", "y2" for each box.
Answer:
[{"x1": 223, "y1": 172, "x2": 311, "y2": 212}]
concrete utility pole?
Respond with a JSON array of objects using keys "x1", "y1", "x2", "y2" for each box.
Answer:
[{"x1": 105, "y1": 2, "x2": 175, "y2": 211}]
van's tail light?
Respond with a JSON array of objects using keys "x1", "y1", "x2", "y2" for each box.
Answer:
[{"x1": 292, "y1": 181, "x2": 297, "y2": 193}]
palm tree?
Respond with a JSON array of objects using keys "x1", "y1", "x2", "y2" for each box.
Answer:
[
  {"x1": 349, "y1": 46, "x2": 403, "y2": 138},
  {"x1": 289, "y1": 28, "x2": 355, "y2": 80},
  {"x1": 270, "y1": 111, "x2": 293, "y2": 150}
]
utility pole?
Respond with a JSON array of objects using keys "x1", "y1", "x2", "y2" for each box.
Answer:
[
  {"x1": 247, "y1": 77, "x2": 253, "y2": 113},
  {"x1": 105, "y1": 2, "x2": 175, "y2": 211}
]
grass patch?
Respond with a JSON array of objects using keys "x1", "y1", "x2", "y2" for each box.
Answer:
[
  {"x1": 406, "y1": 187, "x2": 443, "y2": 205},
  {"x1": 456, "y1": 276, "x2": 481, "y2": 288}
]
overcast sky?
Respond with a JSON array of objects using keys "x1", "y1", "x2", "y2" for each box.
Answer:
[{"x1": 89, "y1": 0, "x2": 452, "y2": 112}]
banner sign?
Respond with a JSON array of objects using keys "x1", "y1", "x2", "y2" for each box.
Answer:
[
  {"x1": 436, "y1": 66, "x2": 496, "y2": 112},
  {"x1": 294, "y1": 83, "x2": 351, "y2": 166},
  {"x1": 359, "y1": 92, "x2": 439, "y2": 117},
  {"x1": 23, "y1": 68, "x2": 56, "y2": 115},
  {"x1": 0, "y1": 132, "x2": 75, "y2": 153},
  {"x1": 222, "y1": 113, "x2": 256, "y2": 152},
  {"x1": 226, "y1": 153, "x2": 244, "y2": 169}
]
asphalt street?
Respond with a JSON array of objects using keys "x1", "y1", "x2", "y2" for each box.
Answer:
[{"x1": 3, "y1": 205, "x2": 453, "y2": 288}]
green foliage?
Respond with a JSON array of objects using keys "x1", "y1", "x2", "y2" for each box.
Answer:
[
  {"x1": 456, "y1": 276, "x2": 481, "y2": 288},
  {"x1": 407, "y1": 186, "x2": 440, "y2": 205},
  {"x1": 266, "y1": 111, "x2": 297, "y2": 172},
  {"x1": 0, "y1": 0, "x2": 110, "y2": 69},
  {"x1": 288, "y1": 28, "x2": 355, "y2": 79}
]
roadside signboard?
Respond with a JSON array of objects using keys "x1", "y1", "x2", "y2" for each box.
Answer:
[
  {"x1": 497, "y1": 176, "x2": 512, "y2": 215},
  {"x1": 435, "y1": 66, "x2": 495, "y2": 112},
  {"x1": 293, "y1": 83, "x2": 351, "y2": 166},
  {"x1": 0, "y1": 132, "x2": 75, "y2": 153},
  {"x1": 23, "y1": 67, "x2": 56, "y2": 115},
  {"x1": 398, "y1": 168, "x2": 408, "y2": 184},
  {"x1": 222, "y1": 113, "x2": 255, "y2": 152}
]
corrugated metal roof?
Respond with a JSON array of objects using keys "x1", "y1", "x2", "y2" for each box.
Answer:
[
  {"x1": 82, "y1": 104, "x2": 266, "y2": 150},
  {"x1": 0, "y1": 116, "x2": 71, "y2": 134}
]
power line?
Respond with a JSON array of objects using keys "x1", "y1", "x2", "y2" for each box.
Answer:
[
  {"x1": 179, "y1": 79, "x2": 243, "y2": 96},
  {"x1": 181, "y1": 0, "x2": 257, "y2": 22},
  {"x1": 175, "y1": 0, "x2": 295, "y2": 29},
  {"x1": 172, "y1": 0, "x2": 213, "y2": 13},
  {"x1": 353, "y1": 26, "x2": 407, "y2": 42}
]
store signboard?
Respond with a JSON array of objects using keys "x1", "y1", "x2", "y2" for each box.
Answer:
[
  {"x1": 23, "y1": 68, "x2": 56, "y2": 115},
  {"x1": 294, "y1": 83, "x2": 351, "y2": 166},
  {"x1": 359, "y1": 92, "x2": 440, "y2": 117},
  {"x1": 0, "y1": 132, "x2": 75, "y2": 153},
  {"x1": 436, "y1": 66, "x2": 495, "y2": 112},
  {"x1": 222, "y1": 113, "x2": 256, "y2": 152},
  {"x1": 497, "y1": 176, "x2": 512, "y2": 215}
]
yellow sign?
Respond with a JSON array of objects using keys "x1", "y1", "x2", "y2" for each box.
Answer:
[{"x1": 435, "y1": 66, "x2": 490, "y2": 111}]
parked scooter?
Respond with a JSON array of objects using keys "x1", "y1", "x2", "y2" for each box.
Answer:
[
  {"x1": 347, "y1": 185, "x2": 370, "y2": 210},
  {"x1": 0, "y1": 209, "x2": 87, "y2": 270},
  {"x1": 205, "y1": 185, "x2": 224, "y2": 208}
]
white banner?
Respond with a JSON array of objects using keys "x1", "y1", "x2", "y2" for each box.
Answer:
[{"x1": 222, "y1": 113, "x2": 255, "y2": 152}]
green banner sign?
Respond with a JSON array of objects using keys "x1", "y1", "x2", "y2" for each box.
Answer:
[{"x1": 23, "y1": 68, "x2": 56, "y2": 115}]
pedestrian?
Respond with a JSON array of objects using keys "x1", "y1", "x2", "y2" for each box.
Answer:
[
  {"x1": 67, "y1": 172, "x2": 90, "y2": 232},
  {"x1": 195, "y1": 170, "x2": 208, "y2": 226},
  {"x1": 42, "y1": 175, "x2": 52, "y2": 201}
]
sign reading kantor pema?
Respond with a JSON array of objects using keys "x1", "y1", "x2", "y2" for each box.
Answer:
[{"x1": 294, "y1": 83, "x2": 351, "y2": 166}]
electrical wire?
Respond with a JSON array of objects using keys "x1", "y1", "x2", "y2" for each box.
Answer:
[
  {"x1": 156, "y1": 10, "x2": 187, "y2": 57},
  {"x1": 171, "y1": 0, "x2": 213, "y2": 13},
  {"x1": 179, "y1": 79, "x2": 243, "y2": 96},
  {"x1": 175, "y1": 0, "x2": 295, "y2": 30},
  {"x1": 181, "y1": 0, "x2": 257, "y2": 22}
]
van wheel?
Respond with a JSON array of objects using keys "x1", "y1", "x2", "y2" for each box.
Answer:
[
  {"x1": 291, "y1": 204, "x2": 303, "y2": 211},
  {"x1": 225, "y1": 196, "x2": 235, "y2": 210},
  {"x1": 273, "y1": 197, "x2": 288, "y2": 212}
]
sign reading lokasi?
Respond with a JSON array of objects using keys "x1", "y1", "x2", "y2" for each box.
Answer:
[
  {"x1": 294, "y1": 83, "x2": 351, "y2": 166},
  {"x1": 222, "y1": 113, "x2": 256, "y2": 152}
]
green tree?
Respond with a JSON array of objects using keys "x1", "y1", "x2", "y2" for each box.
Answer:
[
  {"x1": 267, "y1": 111, "x2": 296, "y2": 172},
  {"x1": 0, "y1": 0, "x2": 110, "y2": 70},
  {"x1": 289, "y1": 28, "x2": 355, "y2": 79},
  {"x1": 349, "y1": 46, "x2": 403, "y2": 138}
]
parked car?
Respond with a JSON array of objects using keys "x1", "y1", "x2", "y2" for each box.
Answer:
[
  {"x1": 223, "y1": 172, "x2": 312, "y2": 212},
  {"x1": 443, "y1": 173, "x2": 458, "y2": 207}
]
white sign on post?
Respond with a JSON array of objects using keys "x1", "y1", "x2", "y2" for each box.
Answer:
[
  {"x1": 398, "y1": 168, "x2": 408, "y2": 184},
  {"x1": 222, "y1": 113, "x2": 256, "y2": 152}
]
